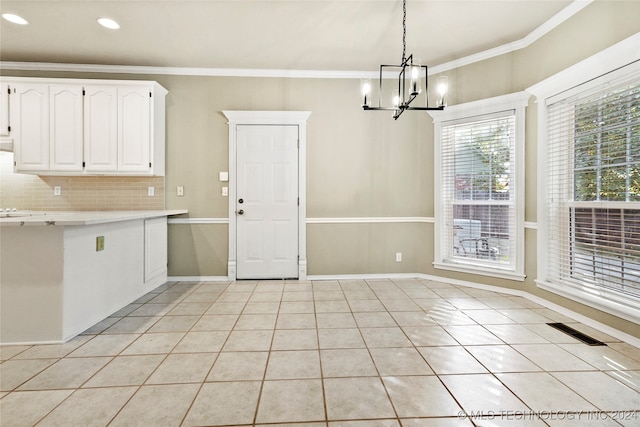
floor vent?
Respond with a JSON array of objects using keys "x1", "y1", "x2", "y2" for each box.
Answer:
[{"x1": 547, "y1": 323, "x2": 607, "y2": 346}]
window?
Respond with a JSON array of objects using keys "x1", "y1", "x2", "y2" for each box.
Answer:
[
  {"x1": 530, "y1": 33, "x2": 640, "y2": 322},
  {"x1": 430, "y1": 92, "x2": 529, "y2": 280},
  {"x1": 543, "y1": 63, "x2": 640, "y2": 316}
]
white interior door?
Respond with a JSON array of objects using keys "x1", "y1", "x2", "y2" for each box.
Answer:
[{"x1": 236, "y1": 125, "x2": 299, "y2": 279}]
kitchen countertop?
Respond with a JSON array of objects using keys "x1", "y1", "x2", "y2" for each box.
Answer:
[{"x1": 0, "y1": 210, "x2": 188, "y2": 226}]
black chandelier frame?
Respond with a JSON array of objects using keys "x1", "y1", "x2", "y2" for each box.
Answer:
[{"x1": 362, "y1": 0, "x2": 446, "y2": 120}]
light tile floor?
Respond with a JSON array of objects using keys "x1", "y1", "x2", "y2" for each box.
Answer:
[{"x1": 1, "y1": 278, "x2": 640, "y2": 426}]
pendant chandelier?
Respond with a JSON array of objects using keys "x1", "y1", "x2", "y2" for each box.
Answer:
[{"x1": 361, "y1": 0, "x2": 448, "y2": 120}]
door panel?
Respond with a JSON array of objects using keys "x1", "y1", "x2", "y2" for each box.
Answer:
[
  {"x1": 50, "y1": 85, "x2": 83, "y2": 171},
  {"x1": 84, "y1": 86, "x2": 118, "y2": 172},
  {"x1": 236, "y1": 125, "x2": 299, "y2": 279}
]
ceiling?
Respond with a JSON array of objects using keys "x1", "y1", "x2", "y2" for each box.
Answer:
[{"x1": 0, "y1": 0, "x2": 575, "y2": 72}]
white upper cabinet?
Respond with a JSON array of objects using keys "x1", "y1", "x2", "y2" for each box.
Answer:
[
  {"x1": 0, "y1": 83, "x2": 10, "y2": 138},
  {"x1": 50, "y1": 85, "x2": 84, "y2": 172},
  {"x1": 118, "y1": 87, "x2": 151, "y2": 173},
  {"x1": 84, "y1": 86, "x2": 118, "y2": 172},
  {"x1": 2, "y1": 77, "x2": 167, "y2": 176},
  {"x1": 11, "y1": 83, "x2": 50, "y2": 172}
]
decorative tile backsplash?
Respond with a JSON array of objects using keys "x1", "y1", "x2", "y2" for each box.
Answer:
[{"x1": 0, "y1": 153, "x2": 165, "y2": 211}]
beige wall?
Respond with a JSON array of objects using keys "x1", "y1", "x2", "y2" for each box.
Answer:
[{"x1": 1, "y1": 0, "x2": 639, "y2": 336}]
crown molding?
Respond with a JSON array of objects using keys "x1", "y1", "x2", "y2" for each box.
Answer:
[{"x1": 0, "y1": 0, "x2": 592, "y2": 79}]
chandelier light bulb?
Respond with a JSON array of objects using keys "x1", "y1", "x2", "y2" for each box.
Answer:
[
  {"x1": 393, "y1": 93, "x2": 400, "y2": 108},
  {"x1": 437, "y1": 76, "x2": 449, "y2": 107},
  {"x1": 361, "y1": 79, "x2": 371, "y2": 107},
  {"x1": 410, "y1": 63, "x2": 421, "y2": 95}
]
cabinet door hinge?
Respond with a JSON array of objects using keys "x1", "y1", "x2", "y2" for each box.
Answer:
[
  {"x1": 149, "y1": 162, "x2": 152, "y2": 168},
  {"x1": 82, "y1": 161, "x2": 86, "y2": 168},
  {"x1": 297, "y1": 197, "x2": 300, "y2": 206},
  {"x1": 7, "y1": 126, "x2": 10, "y2": 132},
  {"x1": 82, "y1": 89, "x2": 85, "y2": 96},
  {"x1": 7, "y1": 87, "x2": 10, "y2": 95},
  {"x1": 149, "y1": 91, "x2": 152, "y2": 98}
]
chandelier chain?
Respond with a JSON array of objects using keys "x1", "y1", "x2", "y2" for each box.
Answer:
[{"x1": 402, "y1": 0, "x2": 406, "y2": 63}]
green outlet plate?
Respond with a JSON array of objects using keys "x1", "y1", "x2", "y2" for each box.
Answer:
[{"x1": 96, "y1": 236, "x2": 105, "y2": 251}]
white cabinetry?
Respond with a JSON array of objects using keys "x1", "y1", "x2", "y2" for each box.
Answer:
[
  {"x1": 144, "y1": 217, "x2": 168, "y2": 283},
  {"x1": 11, "y1": 83, "x2": 50, "y2": 171},
  {"x1": 2, "y1": 77, "x2": 167, "y2": 176},
  {"x1": 84, "y1": 86, "x2": 118, "y2": 172},
  {"x1": 119, "y1": 87, "x2": 151, "y2": 173},
  {"x1": 50, "y1": 85, "x2": 84, "y2": 172},
  {"x1": 0, "y1": 83, "x2": 10, "y2": 138}
]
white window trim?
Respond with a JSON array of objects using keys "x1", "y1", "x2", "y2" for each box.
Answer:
[
  {"x1": 528, "y1": 33, "x2": 640, "y2": 324},
  {"x1": 429, "y1": 91, "x2": 529, "y2": 282}
]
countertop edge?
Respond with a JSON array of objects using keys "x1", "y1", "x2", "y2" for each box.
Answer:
[{"x1": 0, "y1": 210, "x2": 189, "y2": 226}]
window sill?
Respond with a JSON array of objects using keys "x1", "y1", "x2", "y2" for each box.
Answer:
[
  {"x1": 536, "y1": 279, "x2": 640, "y2": 324},
  {"x1": 434, "y1": 261, "x2": 526, "y2": 282}
]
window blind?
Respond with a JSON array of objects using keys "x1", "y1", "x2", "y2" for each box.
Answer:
[
  {"x1": 440, "y1": 112, "x2": 517, "y2": 270},
  {"x1": 545, "y1": 65, "x2": 640, "y2": 298}
]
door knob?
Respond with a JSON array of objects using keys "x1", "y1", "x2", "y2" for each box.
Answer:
[
  {"x1": 237, "y1": 209, "x2": 244, "y2": 215},
  {"x1": 238, "y1": 198, "x2": 244, "y2": 204}
]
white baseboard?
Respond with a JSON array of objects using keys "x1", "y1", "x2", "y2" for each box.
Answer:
[{"x1": 167, "y1": 276, "x2": 231, "y2": 282}]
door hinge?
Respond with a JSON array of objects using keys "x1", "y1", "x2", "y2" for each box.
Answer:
[
  {"x1": 149, "y1": 91, "x2": 152, "y2": 98},
  {"x1": 297, "y1": 197, "x2": 300, "y2": 206},
  {"x1": 7, "y1": 126, "x2": 10, "y2": 132},
  {"x1": 82, "y1": 89, "x2": 85, "y2": 96},
  {"x1": 82, "y1": 161, "x2": 86, "y2": 167},
  {"x1": 7, "y1": 87, "x2": 10, "y2": 94},
  {"x1": 149, "y1": 162, "x2": 152, "y2": 168}
]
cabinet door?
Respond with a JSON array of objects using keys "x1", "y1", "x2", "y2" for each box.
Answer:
[
  {"x1": 50, "y1": 85, "x2": 83, "y2": 171},
  {"x1": 0, "y1": 83, "x2": 9, "y2": 137},
  {"x1": 144, "y1": 217, "x2": 168, "y2": 282},
  {"x1": 118, "y1": 87, "x2": 151, "y2": 173},
  {"x1": 84, "y1": 86, "x2": 118, "y2": 172},
  {"x1": 11, "y1": 84, "x2": 49, "y2": 171}
]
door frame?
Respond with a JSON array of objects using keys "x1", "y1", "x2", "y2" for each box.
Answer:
[{"x1": 223, "y1": 111, "x2": 311, "y2": 281}]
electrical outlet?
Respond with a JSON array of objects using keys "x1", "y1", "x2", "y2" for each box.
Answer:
[
  {"x1": 396, "y1": 252, "x2": 402, "y2": 262},
  {"x1": 54, "y1": 186, "x2": 61, "y2": 196},
  {"x1": 177, "y1": 186, "x2": 184, "y2": 196},
  {"x1": 148, "y1": 186, "x2": 155, "y2": 196},
  {"x1": 222, "y1": 186, "x2": 228, "y2": 197},
  {"x1": 96, "y1": 236, "x2": 105, "y2": 251}
]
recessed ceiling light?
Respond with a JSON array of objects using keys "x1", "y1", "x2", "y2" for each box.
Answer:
[
  {"x1": 97, "y1": 17, "x2": 120, "y2": 29},
  {"x1": 2, "y1": 13, "x2": 28, "y2": 25}
]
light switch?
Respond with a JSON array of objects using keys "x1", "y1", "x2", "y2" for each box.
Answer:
[
  {"x1": 219, "y1": 171, "x2": 229, "y2": 182},
  {"x1": 222, "y1": 186, "x2": 229, "y2": 197},
  {"x1": 177, "y1": 186, "x2": 184, "y2": 196},
  {"x1": 148, "y1": 186, "x2": 155, "y2": 196},
  {"x1": 54, "y1": 186, "x2": 61, "y2": 196}
]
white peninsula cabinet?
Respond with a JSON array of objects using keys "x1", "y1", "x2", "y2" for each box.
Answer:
[
  {"x1": 0, "y1": 210, "x2": 186, "y2": 344},
  {"x1": 2, "y1": 77, "x2": 167, "y2": 176}
]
